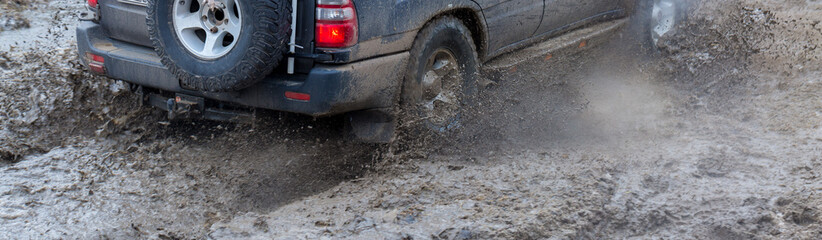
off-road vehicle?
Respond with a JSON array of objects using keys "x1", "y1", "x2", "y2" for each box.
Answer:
[{"x1": 76, "y1": 0, "x2": 683, "y2": 142}]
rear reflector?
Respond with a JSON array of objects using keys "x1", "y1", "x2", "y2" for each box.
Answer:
[
  {"x1": 88, "y1": 63, "x2": 106, "y2": 74},
  {"x1": 85, "y1": 53, "x2": 106, "y2": 75},
  {"x1": 285, "y1": 91, "x2": 311, "y2": 101},
  {"x1": 91, "y1": 55, "x2": 104, "y2": 63},
  {"x1": 88, "y1": 0, "x2": 98, "y2": 8},
  {"x1": 86, "y1": 53, "x2": 104, "y2": 63}
]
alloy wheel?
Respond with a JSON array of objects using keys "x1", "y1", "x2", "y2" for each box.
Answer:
[
  {"x1": 172, "y1": 0, "x2": 242, "y2": 59},
  {"x1": 418, "y1": 48, "x2": 463, "y2": 131}
]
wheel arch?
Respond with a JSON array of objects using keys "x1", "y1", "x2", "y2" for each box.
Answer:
[
  {"x1": 350, "y1": 1, "x2": 486, "y2": 62},
  {"x1": 426, "y1": 8, "x2": 487, "y2": 62}
]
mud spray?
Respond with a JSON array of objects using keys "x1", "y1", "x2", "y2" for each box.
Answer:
[{"x1": 2, "y1": 0, "x2": 822, "y2": 239}]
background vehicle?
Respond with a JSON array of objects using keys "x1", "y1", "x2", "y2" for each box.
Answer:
[{"x1": 76, "y1": 0, "x2": 682, "y2": 142}]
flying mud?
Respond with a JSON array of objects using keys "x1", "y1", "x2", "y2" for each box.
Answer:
[{"x1": 1, "y1": 0, "x2": 821, "y2": 239}]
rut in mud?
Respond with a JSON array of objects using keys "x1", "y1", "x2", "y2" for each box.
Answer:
[{"x1": 2, "y1": 0, "x2": 822, "y2": 239}]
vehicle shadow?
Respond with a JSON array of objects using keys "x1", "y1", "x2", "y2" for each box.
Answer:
[{"x1": 135, "y1": 111, "x2": 384, "y2": 213}]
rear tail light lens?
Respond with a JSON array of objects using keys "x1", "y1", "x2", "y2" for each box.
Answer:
[
  {"x1": 316, "y1": 8, "x2": 355, "y2": 21},
  {"x1": 316, "y1": 0, "x2": 358, "y2": 48},
  {"x1": 317, "y1": 0, "x2": 349, "y2": 5},
  {"x1": 87, "y1": 0, "x2": 98, "y2": 9}
]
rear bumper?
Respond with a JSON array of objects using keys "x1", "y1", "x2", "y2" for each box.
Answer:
[{"x1": 76, "y1": 21, "x2": 408, "y2": 116}]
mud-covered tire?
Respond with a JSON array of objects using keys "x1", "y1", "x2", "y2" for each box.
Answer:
[
  {"x1": 146, "y1": 0, "x2": 291, "y2": 92},
  {"x1": 400, "y1": 16, "x2": 479, "y2": 134}
]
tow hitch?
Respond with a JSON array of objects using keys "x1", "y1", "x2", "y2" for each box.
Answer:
[
  {"x1": 138, "y1": 87, "x2": 254, "y2": 122},
  {"x1": 165, "y1": 94, "x2": 203, "y2": 120}
]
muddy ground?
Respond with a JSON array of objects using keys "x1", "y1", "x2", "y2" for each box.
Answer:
[{"x1": 1, "y1": 0, "x2": 821, "y2": 239}]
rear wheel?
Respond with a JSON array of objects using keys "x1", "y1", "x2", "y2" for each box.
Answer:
[{"x1": 401, "y1": 17, "x2": 479, "y2": 134}]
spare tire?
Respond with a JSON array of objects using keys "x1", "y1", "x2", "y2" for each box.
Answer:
[{"x1": 147, "y1": 0, "x2": 291, "y2": 92}]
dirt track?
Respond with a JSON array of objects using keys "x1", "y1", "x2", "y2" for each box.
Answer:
[{"x1": 2, "y1": 0, "x2": 822, "y2": 239}]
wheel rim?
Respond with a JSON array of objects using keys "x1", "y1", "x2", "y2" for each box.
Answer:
[
  {"x1": 419, "y1": 48, "x2": 462, "y2": 130},
  {"x1": 651, "y1": 0, "x2": 677, "y2": 45},
  {"x1": 172, "y1": 0, "x2": 242, "y2": 60}
]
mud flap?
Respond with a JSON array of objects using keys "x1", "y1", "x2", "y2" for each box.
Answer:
[{"x1": 346, "y1": 108, "x2": 395, "y2": 143}]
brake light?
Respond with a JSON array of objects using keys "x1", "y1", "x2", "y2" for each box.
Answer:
[
  {"x1": 316, "y1": 0, "x2": 358, "y2": 48},
  {"x1": 87, "y1": 0, "x2": 98, "y2": 8}
]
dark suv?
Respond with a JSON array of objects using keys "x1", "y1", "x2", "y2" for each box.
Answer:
[{"x1": 76, "y1": 0, "x2": 682, "y2": 142}]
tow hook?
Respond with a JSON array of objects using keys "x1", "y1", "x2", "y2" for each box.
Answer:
[
  {"x1": 166, "y1": 94, "x2": 205, "y2": 120},
  {"x1": 166, "y1": 99, "x2": 178, "y2": 120},
  {"x1": 144, "y1": 92, "x2": 254, "y2": 122}
]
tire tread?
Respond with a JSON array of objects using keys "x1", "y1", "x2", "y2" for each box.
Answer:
[{"x1": 146, "y1": 0, "x2": 292, "y2": 92}]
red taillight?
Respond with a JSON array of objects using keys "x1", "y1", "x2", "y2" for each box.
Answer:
[
  {"x1": 316, "y1": 0, "x2": 358, "y2": 48},
  {"x1": 86, "y1": 53, "x2": 106, "y2": 75},
  {"x1": 285, "y1": 91, "x2": 311, "y2": 101},
  {"x1": 87, "y1": 0, "x2": 98, "y2": 8},
  {"x1": 317, "y1": 24, "x2": 356, "y2": 48}
]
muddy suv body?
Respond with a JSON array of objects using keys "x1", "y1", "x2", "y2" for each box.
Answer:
[{"x1": 76, "y1": 0, "x2": 648, "y2": 139}]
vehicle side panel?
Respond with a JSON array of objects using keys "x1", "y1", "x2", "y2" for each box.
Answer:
[
  {"x1": 342, "y1": 0, "x2": 484, "y2": 62},
  {"x1": 353, "y1": 0, "x2": 483, "y2": 42},
  {"x1": 538, "y1": 0, "x2": 623, "y2": 34},
  {"x1": 482, "y1": 0, "x2": 633, "y2": 59},
  {"x1": 473, "y1": 0, "x2": 543, "y2": 54}
]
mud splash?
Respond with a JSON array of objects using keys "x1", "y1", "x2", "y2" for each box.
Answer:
[
  {"x1": 209, "y1": 0, "x2": 822, "y2": 238},
  {"x1": 1, "y1": 0, "x2": 822, "y2": 239}
]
